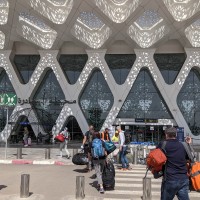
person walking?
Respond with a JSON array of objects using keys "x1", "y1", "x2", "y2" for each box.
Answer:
[
  {"x1": 101, "y1": 128, "x2": 110, "y2": 141},
  {"x1": 157, "y1": 127, "x2": 192, "y2": 200},
  {"x1": 81, "y1": 125, "x2": 94, "y2": 171},
  {"x1": 23, "y1": 127, "x2": 29, "y2": 147},
  {"x1": 117, "y1": 126, "x2": 130, "y2": 171},
  {"x1": 111, "y1": 130, "x2": 119, "y2": 163},
  {"x1": 91, "y1": 131, "x2": 107, "y2": 194},
  {"x1": 59, "y1": 127, "x2": 71, "y2": 159}
]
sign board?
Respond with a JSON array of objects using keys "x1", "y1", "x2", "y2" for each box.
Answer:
[
  {"x1": 0, "y1": 93, "x2": 17, "y2": 106},
  {"x1": 135, "y1": 118, "x2": 158, "y2": 123},
  {"x1": 177, "y1": 127, "x2": 184, "y2": 142},
  {"x1": 135, "y1": 118, "x2": 145, "y2": 123},
  {"x1": 125, "y1": 126, "x2": 129, "y2": 130},
  {"x1": 150, "y1": 126, "x2": 154, "y2": 131}
]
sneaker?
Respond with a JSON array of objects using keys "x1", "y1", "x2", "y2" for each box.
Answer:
[
  {"x1": 24, "y1": 145, "x2": 28, "y2": 147},
  {"x1": 120, "y1": 168, "x2": 127, "y2": 171},
  {"x1": 99, "y1": 187, "x2": 104, "y2": 194},
  {"x1": 67, "y1": 156, "x2": 71, "y2": 159}
]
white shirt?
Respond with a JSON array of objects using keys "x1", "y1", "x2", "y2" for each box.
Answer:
[{"x1": 119, "y1": 131, "x2": 125, "y2": 146}]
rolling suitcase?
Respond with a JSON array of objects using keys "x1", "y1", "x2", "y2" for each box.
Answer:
[{"x1": 102, "y1": 160, "x2": 115, "y2": 190}]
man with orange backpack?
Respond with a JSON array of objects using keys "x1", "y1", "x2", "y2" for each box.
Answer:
[
  {"x1": 101, "y1": 128, "x2": 110, "y2": 141},
  {"x1": 157, "y1": 127, "x2": 191, "y2": 200}
]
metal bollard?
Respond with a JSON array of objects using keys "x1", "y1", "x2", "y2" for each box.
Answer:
[
  {"x1": 17, "y1": 148, "x2": 22, "y2": 159},
  {"x1": 195, "y1": 152, "x2": 200, "y2": 161},
  {"x1": 20, "y1": 174, "x2": 30, "y2": 198},
  {"x1": 45, "y1": 148, "x2": 51, "y2": 159},
  {"x1": 133, "y1": 147, "x2": 138, "y2": 164},
  {"x1": 76, "y1": 176, "x2": 85, "y2": 199},
  {"x1": 143, "y1": 177, "x2": 152, "y2": 200},
  {"x1": 73, "y1": 149, "x2": 78, "y2": 156}
]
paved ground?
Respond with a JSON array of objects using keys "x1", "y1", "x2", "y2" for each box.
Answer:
[
  {"x1": 0, "y1": 142, "x2": 200, "y2": 199},
  {"x1": 0, "y1": 164, "x2": 200, "y2": 200}
]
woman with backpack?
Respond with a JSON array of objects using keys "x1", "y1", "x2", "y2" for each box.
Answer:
[{"x1": 90, "y1": 132, "x2": 107, "y2": 194}]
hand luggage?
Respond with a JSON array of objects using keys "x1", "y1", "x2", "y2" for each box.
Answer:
[
  {"x1": 72, "y1": 152, "x2": 88, "y2": 165},
  {"x1": 182, "y1": 143, "x2": 200, "y2": 192},
  {"x1": 54, "y1": 134, "x2": 65, "y2": 142},
  {"x1": 102, "y1": 160, "x2": 115, "y2": 190},
  {"x1": 104, "y1": 141, "x2": 116, "y2": 155},
  {"x1": 146, "y1": 141, "x2": 167, "y2": 178}
]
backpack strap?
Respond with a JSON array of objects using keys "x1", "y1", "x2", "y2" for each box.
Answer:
[
  {"x1": 181, "y1": 142, "x2": 195, "y2": 163},
  {"x1": 161, "y1": 141, "x2": 167, "y2": 152},
  {"x1": 161, "y1": 141, "x2": 167, "y2": 181}
]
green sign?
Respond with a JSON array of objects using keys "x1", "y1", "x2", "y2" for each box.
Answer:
[{"x1": 0, "y1": 93, "x2": 17, "y2": 106}]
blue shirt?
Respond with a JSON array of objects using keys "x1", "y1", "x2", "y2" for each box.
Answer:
[{"x1": 157, "y1": 139, "x2": 189, "y2": 181}]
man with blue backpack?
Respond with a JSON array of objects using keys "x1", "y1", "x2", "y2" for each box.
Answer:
[{"x1": 91, "y1": 131, "x2": 107, "y2": 194}]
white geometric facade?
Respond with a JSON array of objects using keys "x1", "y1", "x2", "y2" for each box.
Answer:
[
  {"x1": 163, "y1": 0, "x2": 200, "y2": 22},
  {"x1": 95, "y1": 0, "x2": 141, "y2": 23},
  {"x1": 185, "y1": 19, "x2": 200, "y2": 47},
  {"x1": 28, "y1": 0, "x2": 74, "y2": 24},
  {"x1": 0, "y1": 0, "x2": 9, "y2": 25},
  {"x1": 1, "y1": 0, "x2": 200, "y2": 144},
  {"x1": 71, "y1": 12, "x2": 111, "y2": 49},
  {"x1": 128, "y1": 10, "x2": 169, "y2": 48},
  {"x1": 17, "y1": 12, "x2": 57, "y2": 49},
  {"x1": 1, "y1": 48, "x2": 200, "y2": 144}
]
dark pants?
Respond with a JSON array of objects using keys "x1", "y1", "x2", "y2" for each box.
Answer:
[{"x1": 161, "y1": 179, "x2": 190, "y2": 200}]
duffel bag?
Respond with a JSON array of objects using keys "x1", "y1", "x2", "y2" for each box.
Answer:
[
  {"x1": 54, "y1": 134, "x2": 65, "y2": 142},
  {"x1": 104, "y1": 141, "x2": 116, "y2": 155},
  {"x1": 72, "y1": 153, "x2": 88, "y2": 165}
]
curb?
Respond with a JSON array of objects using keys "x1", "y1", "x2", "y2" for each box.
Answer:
[{"x1": 0, "y1": 159, "x2": 74, "y2": 165}]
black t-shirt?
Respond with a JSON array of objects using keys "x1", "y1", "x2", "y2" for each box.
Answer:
[
  {"x1": 157, "y1": 139, "x2": 189, "y2": 181},
  {"x1": 85, "y1": 131, "x2": 94, "y2": 144}
]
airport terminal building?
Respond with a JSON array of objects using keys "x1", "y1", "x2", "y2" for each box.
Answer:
[{"x1": 1, "y1": 0, "x2": 200, "y2": 144}]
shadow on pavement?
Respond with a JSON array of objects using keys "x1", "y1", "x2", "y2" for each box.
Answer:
[
  {"x1": 0, "y1": 185, "x2": 7, "y2": 190},
  {"x1": 73, "y1": 168, "x2": 90, "y2": 173}
]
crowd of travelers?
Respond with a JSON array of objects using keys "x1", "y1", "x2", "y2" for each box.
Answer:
[{"x1": 79, "y1": 125, "x2": 196, "y2": 199}]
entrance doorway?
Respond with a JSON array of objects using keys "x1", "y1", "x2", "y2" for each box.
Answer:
[{"x1": 120, "y1": 125, "x2": 165, "y2": 145}]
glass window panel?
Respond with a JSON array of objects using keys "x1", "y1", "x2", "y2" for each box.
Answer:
[
  {"x1": 0, "y1": 70, "x2": 16, "y2": 131},
  {"x1": 118, "y1": 69, "x2": 172, "y2": 119},
  {"x1": 154, "y1": 54, "x2": 186, "y2": 84},
  {"x1": 79, "y1": 69, "x2": 114, "y2": 130},
  {"x1": 59, "y1": 55, "x2": 88, "y2": 84},
  {"x1": 14, "y1": 55, "x2": 40, "y2": 84},
  {"x1": 105, "y1": 54, "x2": 136, "y2": 84},
  {"x1": 33, "y1": 70, "x2": 65, "y2": 132},
  {"x1": 178, "y1": 69, "x2": 200, "y2": 135}
]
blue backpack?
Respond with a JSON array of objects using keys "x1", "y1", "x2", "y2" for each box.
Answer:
[{"x1": 91, "y1": 138, "x2": 105, "y2": 158}]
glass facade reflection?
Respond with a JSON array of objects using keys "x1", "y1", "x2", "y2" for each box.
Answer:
[
  {"x1": 59, "y1": 55, "x2": 88, "y2": 84},
  {"x1": 154, "y1": 54, "x2": 186, "y2": 84},
  {"x1": 2, "y1": 53, "x2": 198, "y2": 140},
  {"x1": 117, "y1": 68, "x2": 172, "y2": 119},
  {"x1": 177, "y1": 68, "x2": 200, "y2": 136},
  {"x1": 105, "y1": 54, "x2": 136, "y2": 84},
  {"x1": 14, "y1": 55, "x2": 40, "y2": 84},
  {"x1": 79, "y1": 69, "x2": 114, "y2": 131},
  {"x1": 0, "y1": 70, "x2": 15, "y2": 131},
  {"x1": 33, "y1": 70, "x2": 65, "y2": 132}
]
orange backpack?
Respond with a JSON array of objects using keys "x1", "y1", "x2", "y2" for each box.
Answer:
[
  {"x1": 182, "y1": 143, "x2": 200, "y2": 192},
  {"x1": 146, "y1": 141, "x2": 167, "y2": 178},
  {"x1": 190, "y1": 162, "x2": 200, "y2": 191}
]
